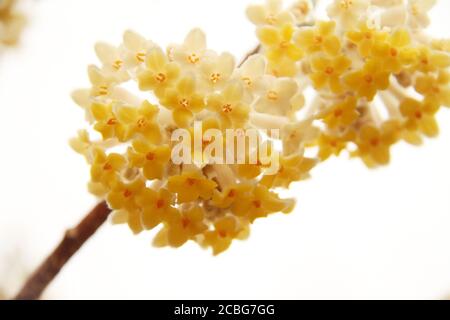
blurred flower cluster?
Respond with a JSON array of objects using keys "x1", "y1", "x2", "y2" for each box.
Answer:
[
  {"x1": 0, "y1": 0, "x2": 25, "y2": 47},
  {"x1": 72, "y1": 0, "x2": 449, "y2": 254}
]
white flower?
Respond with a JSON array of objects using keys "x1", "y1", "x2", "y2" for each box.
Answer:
[
  {"x1": 253, "y1": 75, "x2": 304, "y2": 117},
  {"x1": 232, "y1": 54, "x2": 267, "y2": 103},
  {"x1": 289, "y1": 0, "x2": 314, "y2": 24},
  {"x1": 94, "y1": 42, "x2": 130, "y2": 82},
  {"x1": 199, "y1": 52, "x2": 236, "y2": 91},
  {"x1": 169, "y1": 28, "x2": 213, "y2": 68},
  {"x1": 246, "y1": 0, "x2": 294, "y2": 27},
  {"x1": 122, "y1": 30, "x2": 156, "y2": 70},
  {"x1": 327, "y1": 0, "x2": 370, "y2": 29},
  {"x1": 407, "y1": 0, "x2": 436, "y2": 29}
]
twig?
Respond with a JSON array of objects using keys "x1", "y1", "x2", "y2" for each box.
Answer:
[
  {"x1": 238, "y1": 44, "x2": 261, "y2": 67},
  {"x1": 14, "y1": 201, "x2": 111, "y2": 300}
]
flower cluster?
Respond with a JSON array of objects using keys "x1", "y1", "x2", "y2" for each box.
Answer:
[
  {"x1": 0, "y1": 0, "x2": 24, "y2": 47},
  {"x1": 252, "y1": 0, "x2": 449, "y2": 167},
  {"x1": 72, "y1": 0, "x2": 449, "y2": 254}
]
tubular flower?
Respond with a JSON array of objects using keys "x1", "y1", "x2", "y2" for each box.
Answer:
[{"x1": 72, "y1": 0, "x2": 450, "y2": 255}]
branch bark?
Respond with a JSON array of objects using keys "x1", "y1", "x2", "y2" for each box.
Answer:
[{"x1": 14, "y1": 201, "x2": 111, "y2": 300}]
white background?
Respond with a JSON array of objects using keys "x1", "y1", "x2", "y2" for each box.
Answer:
[{"x1": 0, "y1": 0, "x2": 449, "y2": 299}]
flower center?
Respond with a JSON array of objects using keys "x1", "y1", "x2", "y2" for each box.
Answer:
[
  {"x1": 179, "y1": 99, "x2": 190, "y2": 108},
  {"x1": 123, "y1": 189, "x2": 133, "y2": 198},
  {"x1": 155, "y1": 73, "x2": 166, "y2": 83},
  {"x1": 265, "y1": 14, "x2": 277, "y2": 25},
  {"x1": 112, "y1": 60, "x2": 123, "y2": 70},
  {"x1": 334, "y1": 108, "x2": 343, "y2": 117},
  {"x1": 107, "y1": 118, "x2": 117, "y2": 125},
  {"x1": 222, "y1": 104, "x2": 233, "y2": 113},
  {"x1": 370, "y1": 138, "x2": 380, "y2": 147},
  {"x1": 314, "y1": 36, "x2": 323, "y2": 44},
  {"x1": 253, "y1": 200, "x2": 262, "y2": 209},
  {"x1": 136, "y1": 52, "x2": 146, "y2": 63},
  {"x1": 210, "y1": 73, "x2": 221, "y2": 84},
  {"x1": 267, "y1": 91, "x2": 278, "y2": 101},
  {"x1": 137, "y1": 118, "x2": 147, "y2": 128},
  {"x1": 97, "y1": 85, "x2": 108, "y2": 96},
  {"x1": 146, "y1": 152, "x2": 156, "y2": 161},
  {"x1": 186, "y1": 178, "x2": 196, "y2": 186},
  {"x1": 242, "y1": 77, "x2": 252, "y2": 86},
  {"x1": 227, "y1": 189, "x2": 236, "y2": 198},
  {"x1": 390, "y1": 48, "x2": 398, "y2": 57},
  {"x1": 340, "y1": 0, "x2": 353, "y2": 9},
  {"x1": 325, "y1": 66, "x2": 334, "y2": 75},
  {"x1": 364, "y1": 75, "x2": 374, "y2": 83},
  {"x1": 103, "y1": 163, "x2": 113, "y2": 170},
  {"x1": 187, "y1": 53, "x2": 200, "y2": 64},
  {"x1": 156, "y1": 199, "x2": 165, "y2": 209},
  {"x1": 415, "y1": 111, "x2": 423, "y2": 119}
]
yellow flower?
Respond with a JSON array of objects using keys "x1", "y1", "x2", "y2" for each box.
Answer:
[
  {"x1": 309, "y1": 54, "x2": 351, "y2": 94},
  {"x1": 414, "y1": 72, "x2": 450, "y2": 108},
  {"x1": 207, "y1": 81, "x2": 250, "y2": 128},
  {"x1": 127, "y1": 139, "x2": 170, "y2": 181},
  {"x1": 319, "y1": 96, "x2": 359, "y2": 129},
  {"x1": 135, "y1": 187, "x2": 175, "y2": 230},
  {"x1": 162, "y1": 76, "x2": 206, "y2": 127},
  {"x1": 257, "y1": 23, "x2": 303, "y2": 76},
  {"x1": 202, "y1": 216, "x2": 249, "y2": 255},
  {"x1": 372, "y1": 29, "x2": 416, "y2": 73},
  {"x1": 168, "y1": 170, "x2": 217, "y2": 203},
  {"x1": 295, "y1": 21, "x2": 341, "y2": 56},
  {"x1": 346, "y1": 23, "x2": 389, "y2": 58},
  {"x1": 400, "y1": 98, "x2": 439, "y2": 138},
  {"x1": 107, "y1": 179, "x2": 145, "y2": 211},
  {"x1": 246, "y1": 0, "x2": 294, "y2": 27},
  {"x1": 90, "y1": 102, "x2": 128, "y2": 141},
  {"x1": 413, "y1": 46, "x2": 450, "y2": 73},
  {"x1": 116, "y1": 100, "x2": 162, "y2": 143},
  {"x1": 231, "y1": 184, "x2": 295, "y2": 222},
  {"x1": 354, "y1": 121, "x2": 400, "y2": 167},
  {"x1": 154, "y1": 206, "x2": 208, "y2": 248},
  {"x1": 90, "y1": 149, "x2": 126, "y2": 189},
  {"x1": 107, "y1": 179, "x2": 146, "y2": 234},
  {"x1": 138, "y1": 47, "x2": 181, "y2": 98},
  {"x1": 344, "y1": 60, "x2": 390, "y2": 101},
  {"x1": 260, "y1": 153, "x2": 317, "y2": 188},
  {"x1": 317, "y1": 131, "x2": 351, "y2": 161}
]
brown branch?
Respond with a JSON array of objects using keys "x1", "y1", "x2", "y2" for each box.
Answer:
[
  {"x1": 14, "y1": 201, "x2": 111, "y2": 300},
  {"x1": 238, "y1": 44, "x2": 261, "y2": 67}
]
